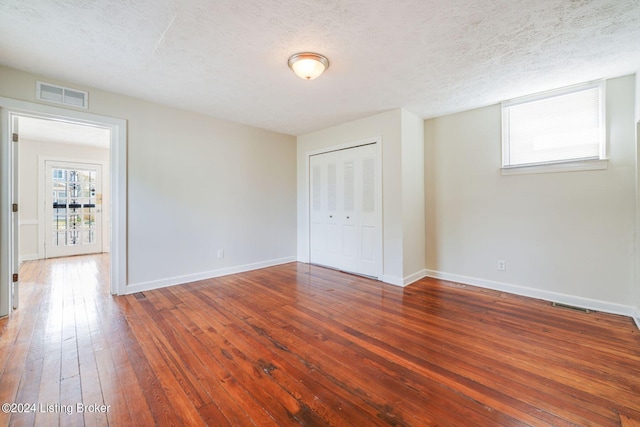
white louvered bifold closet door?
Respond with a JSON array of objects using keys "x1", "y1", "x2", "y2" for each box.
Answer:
[{"x1": 309, "y1": 143, "x2": 381, "y2": 278}]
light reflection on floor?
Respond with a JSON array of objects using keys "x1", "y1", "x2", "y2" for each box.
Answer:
[{"x1": 22, "y1": 254, "x2": 110, "y2": 357}]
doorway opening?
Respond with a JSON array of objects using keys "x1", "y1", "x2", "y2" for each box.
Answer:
[{"x1": 1, "y1": 97, "x2": 127, "y2": 317}]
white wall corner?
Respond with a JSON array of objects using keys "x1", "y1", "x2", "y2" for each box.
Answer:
[
  {"x1": 381, "y1": 274, "x2": 405, "y2": 287},
  {"x1": 633, "y1": 308, "x2": 640, "y2": 330},
  {"x1": 380, "y1": 270, "x2": 427, "y2": 287},
  {"x1": 403, "y1": 269, "x2": 428, "y2": 286},
  {"x1": 424, "y1": 269, "x2": 638, "y2": 320}
]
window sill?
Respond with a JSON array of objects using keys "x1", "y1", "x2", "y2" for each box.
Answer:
[{"x1": 501, "y1": 159, "x2": 608, "y2": 176}]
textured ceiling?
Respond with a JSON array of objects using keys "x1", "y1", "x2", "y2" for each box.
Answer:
[{"x1": 0, "y1": 0, "x2": 639, "y2": 136}]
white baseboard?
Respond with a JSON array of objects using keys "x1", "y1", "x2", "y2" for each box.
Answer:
[
  {"x1": 424, "y1": 269, "x2": 638, "y2": 320},
  {"x1": 19, "y1": 254, "x2": 40, "y2": 263},
  {"x1": 381, "y1": 269, "x2": 428, "y2": 287},
  {"x1": 633, "y1": 308, "x2": 640, "y2": 330},
  {"x1": 125, "y1": 256, "x2": 297, "y2": 295},
  {"x1": 403, "y1": 269, "x2": 428, "y2": 286}
]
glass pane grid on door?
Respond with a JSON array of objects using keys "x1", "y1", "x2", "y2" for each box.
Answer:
[{"x1": 51, "y1": 167, "x2": 97, "y2": 248}]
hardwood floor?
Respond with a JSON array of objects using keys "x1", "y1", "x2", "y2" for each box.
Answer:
[{"x1": 1, "y1": 255, "x2": 639, "y2": 426}]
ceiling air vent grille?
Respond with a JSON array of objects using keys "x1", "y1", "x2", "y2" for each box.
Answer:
[{"x1": 36, "y1": 81, "x2": 88, "y2": 109}]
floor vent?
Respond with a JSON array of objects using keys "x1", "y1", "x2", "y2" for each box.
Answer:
[
  {"x1": 552, "y1": 302, "x2": 591, "y2": 313},
  {"x1": 36, "y1": 81, "x2": 88, "y2": 109},
  {"x1": 133, "y1": 292, "x2": 146, "y2": 300}
]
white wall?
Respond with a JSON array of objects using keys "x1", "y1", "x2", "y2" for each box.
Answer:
[
  {"x1": 425, "y1": 74, "x2": 637, "y2": 315},
  {"x1": 636, "y1": 121, "x2": 640, "y2": 325},
  {"x1": 401, "y1": 109, "x2": 426, "y2": 280},
  {"x1": 297, "y1": 108, "x2": 426, "y2": 285},
  {"x1": 18, "y1": 138, "x2": 110, "y2": 261},
  {"x1": 634, "y1": 71, "x2": 640, "y2": 328},
  {"x1": 636, "y1": 73, "x2": 640, "y2": 123},
  {"x1": 635, "y1": 73, "x2": 640, "y2": 324},
  {"x1": 0, "y1": 65, "x2": 297, "y2": 293}
]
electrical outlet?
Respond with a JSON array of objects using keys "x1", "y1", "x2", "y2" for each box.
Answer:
[
  {"x1": 217, "y1": 250, "x2": 224, "y2": 259},
  {"x1": 498, "y1": 260, "x2": 506, "y2": 271}
]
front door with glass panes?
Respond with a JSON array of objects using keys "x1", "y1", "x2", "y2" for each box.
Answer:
[{"x1": 44, "y1": 161, "x2": 102, "y2": 258}]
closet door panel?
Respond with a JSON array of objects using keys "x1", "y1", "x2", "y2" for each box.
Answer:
[
  {"x1": 309, "y1": 161, "x2": 324, "y2": 265},
  {"x1": 357, "y1": 144, "x2": 381, "y2": 277},
  {"x1": 361, "y1": 226, "x2": 376, "y2": 262},
  {"x1": 325, "y1": 154, "x2": 340, "y2": 268},
  {"x1": 309, "y1": 143, "x2": 381, "y2": 278},
  {"x1": 340, "y1": 158, "x2": 357, "y2": 271}
]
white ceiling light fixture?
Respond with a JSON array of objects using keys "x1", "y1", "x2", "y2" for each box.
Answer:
[{"x1": 288, "y1": 52, "x2": 329, "y2": 80}]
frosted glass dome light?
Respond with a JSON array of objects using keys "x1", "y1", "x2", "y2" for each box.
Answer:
[{"x1": 288, "y1": 52, "x2": 329, "y2": 80}]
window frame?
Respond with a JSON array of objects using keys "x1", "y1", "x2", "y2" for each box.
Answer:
[{"x1": 501, "y1": 81, "x2": 607, "y2": 174}]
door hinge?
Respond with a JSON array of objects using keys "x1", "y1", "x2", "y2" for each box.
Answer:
[
  {"x1": 12, "y1": 203, "x2": 18, "y2": 213},
  {"x1": 12, "y1": 273, "x2": 18, "y2": 282},
  {"x1": 12, "y1": 133, "x2": 18, "y2": 142}
]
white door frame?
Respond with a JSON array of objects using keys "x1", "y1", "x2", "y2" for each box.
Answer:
[
  {"x1": 306, "y1": 136, "x2": 383, "y2": 278},
  {"x1": 0, "y1": 97, "x2": 127, "y2": 316}
]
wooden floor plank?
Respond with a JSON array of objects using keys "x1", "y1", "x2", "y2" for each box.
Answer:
[
  {"x1": 189, "y1": 277, "x2": 477, "y2": 426},
  {"x1": 1, "y1": 256, "x2": 639, "y2": 426},
  {"x1": 620, "y1": 414, "x2": 640, "y2": 427},
  {"x1": 306, "y1": 292, "x2": 618, "y2": 424},
  {"x1": 116, "y1": 298, "x2": 183, "y2": 426},
  {"x1": 122, "y1": 296, "x2": 208, "y2": 426}
]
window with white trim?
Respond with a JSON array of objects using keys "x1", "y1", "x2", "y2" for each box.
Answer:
[{"x1": 502, "y1": 81, "x2": 605, "y2": 169}]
